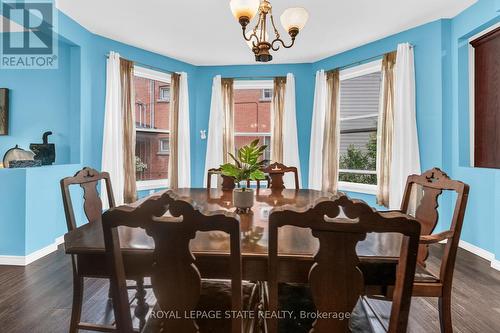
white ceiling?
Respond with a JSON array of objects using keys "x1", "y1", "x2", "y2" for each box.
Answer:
[{"x1": 56, "y1": 0, "x2": 476, "y2": 66}]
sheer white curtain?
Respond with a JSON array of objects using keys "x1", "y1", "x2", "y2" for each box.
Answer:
[
  {"x1": 390, "y1": 43, "x2": 421, "y2": 209},
  {"x1": 101, "y1": 51, "x2": 124, "y2": 207},
  {"x1": 308, "y1": 70, "x2": 327, "y2": 190},
  {"x1": 203, "y1": 75, "x2": 224, "y2": 188},
  {"x1": 282, "y1": 73, "x2": 301, "y2": 188},
  {"x1": 177, "y1": 72, "x2": 191, "y2": 187}
]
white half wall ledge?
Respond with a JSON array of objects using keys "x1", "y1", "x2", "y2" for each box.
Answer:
[{"x1": 0, "y1": 236, "x2": 65, "y2": 266}]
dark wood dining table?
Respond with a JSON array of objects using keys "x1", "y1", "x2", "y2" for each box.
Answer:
[{"x1": 64, "y1": 188, "x2": 405, "y2": 325}]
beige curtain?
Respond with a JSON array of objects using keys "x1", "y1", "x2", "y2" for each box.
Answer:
[
  {"x1": 376, "y1": 52, "x2": 397, "y2": 207},
  {"x1": 322, "y1": 69, "x2": 341, "y2": 194},
  {"x1": 120, "y1": 58, "x2": 137, "y2": 203},
  {"x1": 271, "y1": 77, "x2": 286, "y2": 163},
  {"x1": 221, "y1": 78, "x2": 235, "y2": 163},
  {"x1": 168, "y1": 73, "x2": 181, "y2": 189}
]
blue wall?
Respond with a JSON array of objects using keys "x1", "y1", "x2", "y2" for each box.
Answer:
[
  {"x1": 192, "y1": 64, "x2": 314, "y2": 187},
  {"x1": 2, "y1": 2, "x2": 500, "y2": 261},
  {"x1": 448, "y1": 0, "x2": 500, "y2": 256},
  {"x1": 0, "y1": 39, "x2": 79, "y2": 165}
]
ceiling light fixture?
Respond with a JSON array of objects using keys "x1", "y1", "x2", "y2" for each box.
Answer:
[{"x1": 230, "y1": 0, "x2": 309, "y2": 62}]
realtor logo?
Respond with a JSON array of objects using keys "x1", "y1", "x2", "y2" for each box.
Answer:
[{"x1": 1, "y1": 0, "x2": 58, "y2": 69}]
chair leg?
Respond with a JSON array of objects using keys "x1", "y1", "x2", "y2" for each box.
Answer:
[
  {"x1": 438, "y1": 291, "x2": 453, "y2": 333},
  {"x1": 70, "y1": 275, "x2": 84, "y2": 333}
]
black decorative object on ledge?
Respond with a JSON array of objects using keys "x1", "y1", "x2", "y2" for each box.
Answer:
[{"x1": 30, "y1": 131, "x2": 56, "y2": 165}]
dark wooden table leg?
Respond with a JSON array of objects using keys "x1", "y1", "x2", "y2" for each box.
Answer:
[{"x1": 134, "y1": 278, "x2": 149, "y2": 330}]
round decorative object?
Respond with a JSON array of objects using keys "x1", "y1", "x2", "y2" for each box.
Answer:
[{"x1": 2, "y1": 145, "x2": 35, "y2": 168}]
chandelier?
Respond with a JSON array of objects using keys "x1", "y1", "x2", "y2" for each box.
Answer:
[{"x1": 229, "y1": 0, "x2": 309, "y2": 62}]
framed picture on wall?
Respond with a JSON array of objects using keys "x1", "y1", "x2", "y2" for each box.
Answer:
[{"x1": 0, "y1": 88, "x2": 9, "y2": 135}]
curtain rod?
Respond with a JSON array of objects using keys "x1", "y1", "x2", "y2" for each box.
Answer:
[
  {"x1": 335, "y1": 44, "x2": 414, "y2": 72},
  {"x1": 221, "y1": 75, "x2": 279, "y2": 80},
  {"x1": 105, "y1": 53, "x2": 175, "y2": 75}
]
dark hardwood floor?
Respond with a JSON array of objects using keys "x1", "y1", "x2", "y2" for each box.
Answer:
[{"x1": 0, "y1": 244, "x2": 498, "y2": 332}]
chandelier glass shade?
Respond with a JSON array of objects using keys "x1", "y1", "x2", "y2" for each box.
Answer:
[{"x1": 229, "y1": 0, "x2": 309, "y2": 62}]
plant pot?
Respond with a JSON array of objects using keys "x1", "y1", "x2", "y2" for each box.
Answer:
[{"x1": 233, "y1": 188, "x2": 254, "y2": 213}]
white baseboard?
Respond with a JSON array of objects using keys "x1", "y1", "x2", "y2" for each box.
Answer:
[
  {"x1": 440, "y1": 239, "x2": 499, "y2": 271},
  {"x1": 491, "y1": 259, "x2": 500, "y2": 271},
  {"x1": 0, "y1": 235, "x2": 64, "y2": 266},
  {"x1": 457, "y1": 240, "x2": 494, "y2": 261}
]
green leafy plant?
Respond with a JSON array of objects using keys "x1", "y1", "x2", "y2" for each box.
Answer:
[
  {"x1": 135, "y1": 156, "x2": 148, "y2": 172},
  {"x1": 220, "y1": 139, "x2": 267, "y2": 191},
  {"x1": 339, "y1": 133, "x2": 377, "y2": 185}
]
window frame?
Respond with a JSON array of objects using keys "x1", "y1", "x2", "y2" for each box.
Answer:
[
  {"x1": 261, "y1": 88, "x2": 273, "y2": 101},
  {"x1": 158, "y1": 85, "x2": 171, "y2": 102},
  {"x1": 337, "y1": 59, "x2": 382, "y2": 195},
  {"x1": 158, "y1": 138, "x2": 170, "y2": 155},
  {"x1": 133, "y1": 66, "x2": 171, "y2": 190}
]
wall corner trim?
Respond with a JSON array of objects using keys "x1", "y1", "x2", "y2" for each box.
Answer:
[{"x1": 0, "y1": 236, "x2": 65, "y2": 266}]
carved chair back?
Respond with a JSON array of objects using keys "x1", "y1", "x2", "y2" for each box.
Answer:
[
  {"x1": 102, "y1": 191, "x2": 243, "y2": 333},
  {"x1": 207, "y1": 167, "x2": 236, "y2": 190},
  {"x1": 60, "y1": 167, "x2": 115, "y2": 232},
  {"x1": 268, "y1": 196, "x2": 421, "y2": 333},
  {"x1": 400, "y1": 168, "x2": 469, "y2": 281},
  {"x1": 261, "y1": 162, "x2": 300, "y2": 190}
]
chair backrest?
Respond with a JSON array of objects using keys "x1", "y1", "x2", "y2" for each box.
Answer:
[
  {"x1": 261, "y1": 162, "x2": 299, "y2": 190},
  {"x1": 400, "y1": 168, "x2": 469, "y2": 276},
  {"x1": 102, "y1": 190, "x2": 243, "y2": 333},
  {"x1": 268, "y1": 195, "x2": 421, "y2": 333},
  {"x1": 60, "y1": 167, "x2": 115, "y2": 232},
  {"x1": 207, "y1": 167, "x2": 236, "y2": 190}
]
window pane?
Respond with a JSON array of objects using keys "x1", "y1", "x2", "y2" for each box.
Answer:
[
  {"x1": 339, "y1": 171, "x2": 377, "y2": 185},
  {"x1": 134, "y1": 76, "x2": 169, "y2": 131},
  {"x1": 234, "y1": 88, "x2": 272, "y2": 133},
  {"x1": 340, "y1": 72, "x2": 381, "y2": 118},
  {"x1": 136, "y1": 132, "x2": 169, "y2": 181},
  {"x1": 338, "y1": 70, "x2": 381, "y2": 185},
  {"x1": 235, "y1": 135, "x2": 271, "y2": 161}
]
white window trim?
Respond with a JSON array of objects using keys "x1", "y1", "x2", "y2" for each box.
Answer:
[
  {"x1": 134, "y1": 66, "x2": 171, "y2": 83},
  {"x1": 234, "y1": 79, "x2": 273, "y2": 90},
  {"x1": 468, "y1": 22, "x2": 500, "y2": 167},
  {"x1": 340, "y1": 59, "x2": 382, "y2": 81},
  {"x1": 136, "y1": 128, "x2": 170, "y2": 134},
  {"x1": 337, "y1": 59, "x2": 382, "y2": 194},
  {"x1": 137, "y1": 179, "x2": 169, "y2": 191},
  {"x1": 340, "y1": 113, "x2": 378, "y2": 122},
  {"x1": 235, "y1": 132, "x2": 271, "y2": 136},
  {"x1": 338, "y1": 181, "x2": 377, "y2": 195}
]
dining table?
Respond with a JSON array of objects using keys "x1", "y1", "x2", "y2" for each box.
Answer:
[{"x1": 64, "y1": 187, "x2": 405, "y2": 326}]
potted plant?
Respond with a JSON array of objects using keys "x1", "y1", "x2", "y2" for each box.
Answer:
[{"x1": 220, "y1": 139, "x2": 267, "y2": 212}]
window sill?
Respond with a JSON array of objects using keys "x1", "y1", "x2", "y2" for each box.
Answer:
[
  {"x1": 137, "y1": 179, "x2": 169, "y2": 191},
  {"x1": 338, "y1": 181, "x2": 377, "y2": 195}
]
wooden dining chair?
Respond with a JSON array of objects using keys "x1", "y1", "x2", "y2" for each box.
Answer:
[
  {"x1": 103, "y1": 190, "x2": 260, "y2": 333},
  {"x1": 61, "y1": 167, "x2": 149, "y2": 332},
  {"x1": 399, "y1": 168, "x2": 469, "y2": 333},
  {"x1": 207, "y1": 167, "x2": 236, "y2": 190},
  {"x1": 260, "y1": 162, "x2": 299, "y2": 190},
  {"x1": 267, "y1": 195, "x2": 421, "y2": 333},
  {"x1": 60, "y1": 167, "x2": 117, "y2": 332}
]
